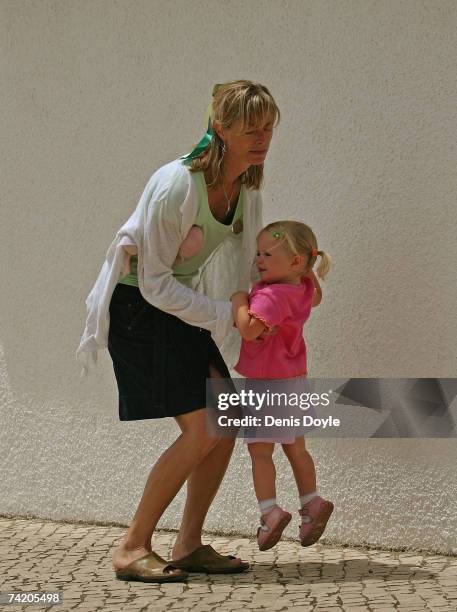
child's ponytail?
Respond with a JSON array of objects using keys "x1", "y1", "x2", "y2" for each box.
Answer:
[{"x1": 315, "y1": 250, "x2": 332, "y2": 280}]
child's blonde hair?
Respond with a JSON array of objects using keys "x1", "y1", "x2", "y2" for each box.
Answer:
[{"x1": 261, "y1": 220, "x2": 332, "y2": 280}]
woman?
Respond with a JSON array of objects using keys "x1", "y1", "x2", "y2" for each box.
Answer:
[{"x1": 77, "y1": 80, "x2": 280, "y2": 582}]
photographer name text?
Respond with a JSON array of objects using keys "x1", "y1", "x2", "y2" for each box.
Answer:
[{"x1": 217, "y1": 415, "x2": 340, "y2": 428}]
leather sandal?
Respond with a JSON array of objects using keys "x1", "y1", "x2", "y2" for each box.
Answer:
[
  {"x1": 171, "y1": 544, "x2": 250, "y2": 574},
  {"x1": 115, "y1": 551, "x2": 188, "y2": 583}
]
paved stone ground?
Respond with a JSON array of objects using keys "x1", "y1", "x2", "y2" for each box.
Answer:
[{"x1": 0, "y1": 517, "x2": 456, "y2": 612}]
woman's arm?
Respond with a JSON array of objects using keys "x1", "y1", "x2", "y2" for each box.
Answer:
[
  {"x1": 126, "y1": 166, "x2": 233, "y2": 346},
  {"x1": 231, "y1": 291, "x2": 267, "y2": 341}
]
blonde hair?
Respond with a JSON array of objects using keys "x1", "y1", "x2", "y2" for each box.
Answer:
[
  {"x1": 261, "y1": 220, "x2": 332, "y2": 280},
  {"x1": 189, "y1": 80, "x2": 280, "y2": 190}
]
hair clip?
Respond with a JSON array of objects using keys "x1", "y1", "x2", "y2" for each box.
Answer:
[{"x1": 271, "y1": 230, "x2": 282, "y2": 239}]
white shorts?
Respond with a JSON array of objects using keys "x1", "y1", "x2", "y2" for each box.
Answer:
[{"x1": 242, "y1": 376, "x2": 317, "y2": 444}]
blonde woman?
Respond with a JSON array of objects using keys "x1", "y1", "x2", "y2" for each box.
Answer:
[{"x1": 77, "y1": 81, "x2": 282, "y2": 582}]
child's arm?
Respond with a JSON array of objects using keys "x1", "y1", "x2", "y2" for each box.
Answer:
[
  {"x1": 305, "y1": 269, "x2": 322, "y2": 307},
  {"x1": 230, "y1": 291, "x2": 267, "y2": 341}
]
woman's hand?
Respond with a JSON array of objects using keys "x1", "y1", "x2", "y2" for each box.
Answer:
[{"x1": 257, "y1": 325, "x2": 278, "y2": 340}]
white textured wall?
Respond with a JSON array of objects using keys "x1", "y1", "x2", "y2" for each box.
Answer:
[{"x1": 1, "y1": 1, "x2": 456, "y2": 554}]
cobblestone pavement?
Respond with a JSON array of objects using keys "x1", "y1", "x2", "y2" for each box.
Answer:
[{"x1": 0, "y1": 518, "x2": 456, "y2": 612}]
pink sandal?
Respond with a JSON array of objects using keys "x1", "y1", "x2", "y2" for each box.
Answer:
[
  {"x1": 257, "y1": 506, "x2": 292, "y2": 551},
  {"x1": 299, "y1": 496, "x2": 334, "y2": 546}
]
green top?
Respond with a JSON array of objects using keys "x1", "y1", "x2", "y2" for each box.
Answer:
[{"x1": 118, "y1": 171, "x2": 244, "y2": 288}]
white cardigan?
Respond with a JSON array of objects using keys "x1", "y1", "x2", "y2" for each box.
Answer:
[{"x1": 76, "y1": 158, "x2": 263, "y2": 375}]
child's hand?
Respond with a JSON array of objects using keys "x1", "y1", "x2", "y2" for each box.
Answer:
[
  {"x1": 230, "y1": 290, "x2": 249, "y2": 300},
  {"x1": 230, "y1": 291, "x2": 249, "y2": 303}
]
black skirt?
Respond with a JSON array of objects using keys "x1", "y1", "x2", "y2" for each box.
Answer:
[{"x1": 108, "y1": 283, "x2": 231, "y2": 421}]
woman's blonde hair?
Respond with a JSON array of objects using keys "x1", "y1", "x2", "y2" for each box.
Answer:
[
  {"x1": 261, "y1": 220, "x2": 332, "y2": 280},
  {"x1": 189, "y1": 80, "x2": 280, "y2": 190}
]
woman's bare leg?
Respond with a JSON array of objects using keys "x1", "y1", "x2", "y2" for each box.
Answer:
[
  {"x1": 112, "y1": 408, "x2": 220, "y2": 571},
  {"x1": 171, "y1": 438, "x2": 236, "y2": 558},
  {"x1": 172, "y1": 365, "x2": 238, "y2": 560}
]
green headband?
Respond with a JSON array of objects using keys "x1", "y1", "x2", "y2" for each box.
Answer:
[{"x1": 181, "y1": 84, "x2": 222, "y2": 165}]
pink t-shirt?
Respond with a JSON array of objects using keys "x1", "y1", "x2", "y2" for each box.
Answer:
[{"x1": 234, "y1": 276, "x2": 315, "y2": 379}]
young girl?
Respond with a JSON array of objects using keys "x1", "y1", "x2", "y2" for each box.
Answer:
[{"x1": 230, "y1": 220, "x2": 334, "y2": 551}]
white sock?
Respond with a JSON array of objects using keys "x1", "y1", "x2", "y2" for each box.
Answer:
[
  {"x1": 259, "y1": 498, "x2": 277, "y2": 515},
  {"x1": 299, "y1": 491, "x2": 317, "y2": 507}
]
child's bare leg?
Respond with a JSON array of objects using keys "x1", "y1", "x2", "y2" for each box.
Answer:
[
  {"x1": 248, "y1": 442, "x2": 276, "y2": 501},
  {"x1": 281, "y1": 436, "x2": 316, "y2": 495},
  {"x1": 249, "y1": 441, "x2": 291, "y2": 550},
  {"x1": 282, "y1": 436, "x2": 333, "y2": 546}
]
